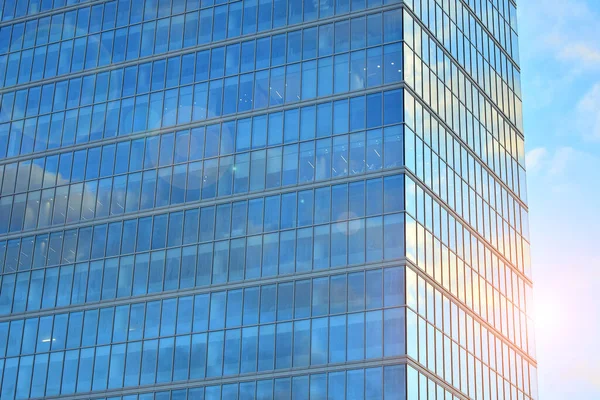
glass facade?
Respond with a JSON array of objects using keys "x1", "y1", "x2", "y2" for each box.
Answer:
[{"x1": 0, "y1": 0, "x2": 535, "y2": 399}]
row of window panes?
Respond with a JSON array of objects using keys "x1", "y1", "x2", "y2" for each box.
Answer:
[
  {"x1": 0, "y1": 118, "x2": 403, "y2": 212},
  {"x1": 404, "y1": 111, "x2": 528, "y2": 261},
  {"x1": 0, "y1": 307, "x2": 406, "y2": 398},
  {"x1": 406, "y1": 0, "x2": 519, "y2": 101},
  {"x1": 0, "y1": 266, "x2": 405, "y2": 358},
  {"x1": 405, "y1": 364, "x2": 461, "y2": 400},
  {"x1": 0, "y1": 8, "x2": 403, "y2": 124},
  {"x1": 456, "y1": 0, "x2": 519, "y2": 66},
  {"x1": 0, "y1": 212, "x2": 405, "y2": 314},
  {"x1": 405, "y1": 0, "x2": 520, "y2": 103},
  {"x1": 0, "y1": 2, "x2": 401, "y2": 58},
  {"x1": 405, "y1": 172, "x2": 531, "y2": 326},
  {"x1": 406, "y1": 288, "x2": 534, "y2": 398},
  {"x1": 88, "y1": 363, "x2": 407, "y2": 400},
  {"x1": 0, "y1": 126, "x2": 403, "y2": 236},
  {"x1": 404, "y1": 175, "x2": 532, "y2": 320},
  {"x1": 0, "y1": 46, "x2": 403, "y2": 161},
  {"x1": 0, "y1": 173, "x2": 404, "y2": 274},
  {"x1": 406, "y1": 125, "x2": 529, "y2": 272},
  {"x1": 408, "y1": 0, "x2": 517, "y2": 63},
  {"x1": 0, "y1": 0, "x2": 403, "y2": 90},
  {"x1": 0, "y1": 86, "x2": 403, "y2": 198},
  {"x1": 407, "y1": 359, "x2": 536, "y2": 400},
  {"x1": 409, "y1": 9, "x2": 522, "y2": 128},
  {"x1": 409, "y1": 312, "x2": 532, "y2": 400},
  {"x1": 403, "y1": 42, "x2": 527, "y2": 205},
  {"x1": 403, "y1": 8, "x2": 524, "y2": 137},
  {"x1": 406, "y1": 212, "x2": 533, "y2": 357},
  {"x1": 0, "y1": 92, "x2": 405, "y2": 232},
  {"x1": 405, "y1": 204, "x2": 533, "y2": 356},
  {"x1": 405, "y1": 42, "x2": 525, "y2": 193},
  {"x1": 458, "y1": 0, "x2": 519, "y2": 59},
  {"x1": 404, "y1": 89, "x2": 526, "y2": 239},
  {"x1": 405, "y1": 122, "x2": 530, "y2": 277},
  {"x1": 1, "y1": 360, "x2": 407, "y2": 400},
  {"x1": 1, "y1": 0, "x2": 239, "y2": 54},
  {"x1": 402, "y1": 19, "x2": 525, "y2": 174},
  {"x1": 404, "y1": 6, "x2": 522, "y2": 145},
  {"x1": 0, "y1": 123, "x2": 403, "y2": 234},
  {"x1": 0, "y1": 11, "x2": 403, "y2": 160},
  {"x1": 0, "y1": 0, "x2": 93, "y2": 22},
  {"x1": 408, "y1": 258, "x2": 532, "y2": 376}
]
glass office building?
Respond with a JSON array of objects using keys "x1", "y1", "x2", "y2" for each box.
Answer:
[{"x1": 0, "y1": 0, "x2": 536, "y2": 399}]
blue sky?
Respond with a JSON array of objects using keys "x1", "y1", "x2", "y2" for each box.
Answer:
[{"x1": 518, "y1": 0, "x2": 600, "y2": 397}]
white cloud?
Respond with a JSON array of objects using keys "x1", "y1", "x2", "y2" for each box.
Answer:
[
  {"x1": 525, "y1": 147, "x2": 548, "y2": 173},
  {"x1": 520, "y1": 0, "x2": 600, "y2": 70},
  {"x1": 548, "y1": 146, "x2": 576, "y2": 176},
  {"x1": 558, "y1": 43, "x2": 600, "y2": 67},
  {"x1": 576, "y1": 83, "x2": 600, "y2": 140}
]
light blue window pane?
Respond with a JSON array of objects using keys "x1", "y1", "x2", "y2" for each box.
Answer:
[
  {"x1": 260, "y1": 284, "x2": 276, "y2": 323},
  {"x1": 272, "y1": 0, "x2": 285, "y2": 27},
  {"x1": 329, "y1": 315, "x2": 347, "y2": 362},
  {"x1": 199, "y1": 9, "x2": 213, "y2": 44},
  {"x1": 140, "y1": 339, "x2": 158, "y2": 384},
  {"x1": 7, "y1": 320, "x2": 24, "y2": 357},
  {"x1": 292, "y1": 375, "x2": 309, "y2": 400},
  {"x1": 310, "y1": 373, "x2": 326, "y2": 400},
  {"x1": 224, "y1": 76, "x2": 239, "y2": 115},
  {"x1": 46, "y1": 352, "x2": 64, "y2": 395},
  {"x1": 367, "y1": 93, "x2": 382, "y2": 128},
  {"x1": 383, "y1": 9, "x2": 402, "y2": 42},
  {"x1": 325, "y1": 372, "x2": 344, "y2": 400},
  {"x1": 258, "y1": 324, "x2": 275, "y2": 371},
  {"x1": 384, "y1": 365, "x2": 406, "y2": 400},
  {"x1": 275, "y1": 322, "x2": 292, "y2": 369},
  {"x1": 157, "y1": 337, "x2": 175, "y2": 382},
  {"x1": 173, "y1": 335, "x2": 191, "y2": 381},
  {"x1": 2, "y1": 358, "x2": 18, "y2": 398},
  {"x1": 351, "y1": 17, "x2": 366, "y2": 50},
  {"x1": 213, "y1": 5, "x2": 227, "y2": 41},
  {"x1": 287, "y1": 31, "x2": 301, "y2": 62},
  {"x1": 311, "y1": 317, "x2": 328, "y2": 365},
  {"x1": 184, "y1": 12, "x2": 199, "y2": 47},
  {"x1": 97, "y1": 307, "x2": 114, "y2": 344},
  {"x1": 383, "y1": 308, "x2": 405, "y2": 356},
  {"x1": 229, "y1": 2, "x2": 242, "y2": 37},
  {"x1": 303, "y1": 28, "x2": 318, "y2": 59},
  {"x1": 190, "y1": 333, "x2": 207, "y2": 378},
  {"x1": 292, "y1": 319, "x2": 309, "y2": 367},
  {"x1": 144, "y1": 301, "x2": 160, "y2": 339},
  {"x1": 366, "y1": 311, "x2": 383, "y2": 358},
  {"x1": 366, "y1": 367, "x2": 383, "y2": 399},
  {"x1": 241, "y1": 326, "x2": 258, "y2": 373},
  {"x1": 108, "y1": 344, "x2": 126, "y2": 388},
  {"x1": 301, "y1": 61, "x2": 317, "y2": 99},
  {"x1": 347, "y1": 369, "x2": 364, "y2": 400},
  {"x1": 222, "y1": 383, "x2": 239, "y2": 399},
  {"x1": 169, "y1": 15, "x2": 184, "y2": 51},
  {"x1": 312, "y1": 277, "x2": 329, "y2": 316},
  {"x1": 243, "y1": 0, "x2": 258, "y2": 34}
]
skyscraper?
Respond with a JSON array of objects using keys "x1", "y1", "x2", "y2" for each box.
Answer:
[{"x1": 0, "y1": 0, "x2": 536, "y2": 398}]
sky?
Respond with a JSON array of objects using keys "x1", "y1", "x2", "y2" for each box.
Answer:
[{"x1": 517, "y1": 0, "x2": 600, "y2": 398}]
